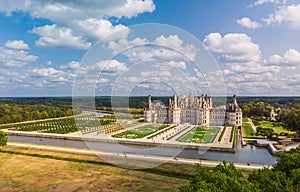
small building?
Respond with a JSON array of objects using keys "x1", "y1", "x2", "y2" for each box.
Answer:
[
  {"x1": 270, "y1": 108, "x2": 278, "y2": 121},
  {"x1": 144, "y1": 92, "x2": 242, "y2": 127}
]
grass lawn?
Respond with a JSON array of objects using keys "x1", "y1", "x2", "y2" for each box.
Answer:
[
  {"x1": 0, "y1": 146, "x2": 187, "y2": 192},
  {"x1": 242, "y1": 118, "x2": 249, "y2": 123},
  {"x1": 258, "y1": 121, "x2": 294, "y2": 134},
  {"x1": 177, "y1": 127, "x2": 219, "y2": 143},
  {"x1": 242, "y1": 123, "x2": 255, "y2": 137},
  {"x1": 113, "y1": 124, "x2": 168, "y2": 139}
]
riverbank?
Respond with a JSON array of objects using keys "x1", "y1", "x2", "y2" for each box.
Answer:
[{"x1": 3, "y1": 142, "x2": 271, "y2": 170}]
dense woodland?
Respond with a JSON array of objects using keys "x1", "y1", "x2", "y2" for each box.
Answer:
[
  {"x1": 180, "y1": 147, "x2": 300, "y2": 192},
  {"x1": 0, "y1": 97, "x2": 73, "y2": 124}
]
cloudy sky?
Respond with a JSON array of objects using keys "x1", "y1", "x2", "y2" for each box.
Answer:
[{"x1": 0, "y1": 0, "x2": 300, "y2": 96}]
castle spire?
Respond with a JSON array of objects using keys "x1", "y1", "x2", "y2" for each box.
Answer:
[
  {"x1": 233, "y1": 95, "x2": 238, "y2": 107},
  {"x1": 189, "y1": 90, "x2": 193, "y2": 98},
  {"x1": 174, "y1": 94, "x2": 178, "y2": 108},
  {"x1": 148, "y1": 95, "x2": 152, "y2": 109}
]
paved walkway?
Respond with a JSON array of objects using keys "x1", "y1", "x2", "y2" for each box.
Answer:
[
  {"x1": 6, "y1": 142, "x2": 271, "y2": 170},
  {"x1": 213, "y1": 127, "x2": 233, "y2": 148}
]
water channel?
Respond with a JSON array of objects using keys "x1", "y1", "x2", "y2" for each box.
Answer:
[{"x1": 8, "y1": 135, "x2": 278, "y2": 165}]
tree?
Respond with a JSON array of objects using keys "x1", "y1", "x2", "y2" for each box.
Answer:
[
  {"x1": 273, "y1": 147, "x2": 300, "y2": 175},
  {"x1": 181, "y1": 147, "x2": 300, "y2": 192},
  {"x1": 279, "y1": 107, "x2": 300, "y2": 140},
  {"x1": 248, "y1": 168, "x2": 292, "y2": 192},
  {"x1": 179, "y1": 161, "x2": 259, "y2": 192},
  {"x1": 0, "y1": 130, "x2": 7, "y2": 146},
  {"x1": 293, "y1": 108, "x2": 300, "y2": 139}
]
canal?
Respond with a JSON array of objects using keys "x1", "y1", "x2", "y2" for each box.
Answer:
[{"x1": 8, "y1": 135, "x2": 278, "y2": 165}]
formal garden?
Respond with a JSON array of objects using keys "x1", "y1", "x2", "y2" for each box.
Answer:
[
  {"x1": 177, "y1": 127, "x2": 219, "y2": 143},
  {"x1": 253, "y1": 121, "x2": 296, "y2": 140},
  {"x1": 113, "y1": 124, "x2": 168, "y2": 139}
]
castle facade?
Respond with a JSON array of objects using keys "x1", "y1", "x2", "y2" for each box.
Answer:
[{"x1": 144, "y1": 92, "x2": 242, "y2": 127}]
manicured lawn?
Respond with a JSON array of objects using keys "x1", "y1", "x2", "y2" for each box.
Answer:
[
  {"x1": 258, "y1": 121, "x2": 294, "y2": 134},
  {"x1": 177, "y1": 127, "x2": 219, "y2": 143},
  {"x1": 242, "y1": 123, "x2": 255, "y2": 137},
  {"x1": 113, "y1": 124, "x2": 168, "y2": 139},
  {"x1": 242, "y1": 118, "x2": 249, "y2": 123}
]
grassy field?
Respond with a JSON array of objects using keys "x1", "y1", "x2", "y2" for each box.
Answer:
[
  {"x1": 258, "y1": 121, "x2": 294, "y2": 134},
  {"x1": 0, "y1": 146, "x2": 188, "y2": 192},
  {"x1": 177, "y1": 127, "x2": 219, "y2": 143},
  {"x1": 242, "y1": 123, "x2": 255, "y2": 137},
  {"x1": 113, "y1": 124, "x2": 168, "y2": 139}
]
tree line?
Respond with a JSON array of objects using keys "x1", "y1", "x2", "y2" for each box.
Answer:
[
  {"x1": 1, "y1": 96, "x2": 300, "y2": 125},
  {"x1": 0, "y1": 103, "x2": 73, "y2": 124},
  {"x1": 180, "y1": 147, "x2": 300, "y2": 192}
]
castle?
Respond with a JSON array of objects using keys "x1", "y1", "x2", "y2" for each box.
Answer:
[{"x1": 144, "y1": 92, "x2": 242, "y2": 127}]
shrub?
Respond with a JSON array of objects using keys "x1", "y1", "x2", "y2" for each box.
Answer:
[{"x1": 0, "y1": 130, "x2": 8, "y2": 146}]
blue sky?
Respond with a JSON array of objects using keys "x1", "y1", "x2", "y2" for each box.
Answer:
[{"x1": 0, "y1": 0, "x2": 300, "y2": 96}]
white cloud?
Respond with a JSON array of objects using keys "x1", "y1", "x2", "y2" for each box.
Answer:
[
  {"x1": 168, "y1": 61, "x2": 186, "y2": 70},
  {"x1": 0, "y1": 47, "x2": 38, "y2": 67},
  {"x1": 108, "y1": 37, "x2": 148, "y2": 54},
  {"x1": 203, "y1": 33, "x2": 261, "y2": 63},
  {"x1": 61, "y1": 61, "x2": 80, "y2": 70},
  {"x1": 88, "y1": 60, "x2": 128, "y2": 74},
  {"x1": 31, "y1": 67, "x2": 70, "y2": 84},
  {"x1": 98, "y1": 78, "x2": 109, "y2": 84},
  {"x1": 0, "y1": 0, "x2": 155, "y2": 22},
  {"x1": 123, "y1": 46, "x2": 193, "y2": 63},
  {"x1": 77, "y1": 18, "x2": 129, "y2": 40},
  {"x1": 202, "y1": 32, "x2": 292, "y2": 95},
  {"x1": 264, "y1": 49, "x2": 300, "y2": 66},
  {"x1": 253, "y1": 0, "x2": 287, "y2": 6},
  {"x1": 108, "y1": 35, "x2": 197, "y2": 62},
  {"x1": 111, "y1": 0, "x2": 156, "y2": 19},
  {"x1": 236, "y1": 17, "x2": 262, "y2": 29},
  {"x1": 5, "y1": 40, "x2": 29, "y2": 49},
  {"x1": 31, "y1": 24, "x2": 91, "y2": 49},
  {"x1": 0, "y1": 0, "x2": 155, "y2": 43},
  {"x1": 264, "y1": 4, "x2": 300, "y2": 29},
  {"x1": 140, "y1": 71, "x2": 172, "y2": 78},
  {"x1": 154, "y1": 35, "x2": 197, "y2": 60},
  {"x1": 33, "y1": 67, "x2": 63, "y2": 77}
]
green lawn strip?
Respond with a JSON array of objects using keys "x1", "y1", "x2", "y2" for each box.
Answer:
[
  {"x1": 167, "y1": 126, "x2": 191, "y2": 140},
  {"x1": 232, "y1": 126, "x2": 237, "y2": 149},
  {"x1": 177, "y1": 127, "x2": 219, "y2": 143},
  {"x1": 113, "y1": 125, "x2": 168, "y2": 139},
  {"x1": 242, "y1": 118, "x2": 249, "y2": 123},
  {"x1": 147, "y1": 125, "x2": 176, "y2": 139},
  {"x1": 229, "y1": 126, "x2": 236, "y2": 142},
  {"x1": 242, "y1": 123, "x2": 255, "y2": 137},
  {"x1": 218, "y1": 127, "x2": 226, "y2": 142}
]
